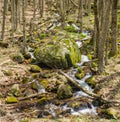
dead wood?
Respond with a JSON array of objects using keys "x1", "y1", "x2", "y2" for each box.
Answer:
[{"x1": 59, "y1": 70, "x2": 120, "y2": 105}]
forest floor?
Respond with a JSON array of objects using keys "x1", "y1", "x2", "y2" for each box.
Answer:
[
  {"x1": 0, "y1": 3, "x2": 120, "y2": 122},
  {"x1": 0, "y1": 38, "x2": 120, "y2": 122}
]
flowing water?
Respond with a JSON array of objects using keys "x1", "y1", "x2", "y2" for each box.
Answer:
[{"x1": 27, "y1": 24, "x2": 98, "y2": 117}]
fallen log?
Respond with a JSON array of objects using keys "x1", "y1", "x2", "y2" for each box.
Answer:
[{"x1": 59, "y1": 70, "x2": 120, "y2": 105}]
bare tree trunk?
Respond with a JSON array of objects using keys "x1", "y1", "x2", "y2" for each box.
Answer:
[
  {"x1": 1, "y1": 0, "x2": 8, "y2": 41},
  {"x1": 11, "y1": 0, "x2": 15, "y2": 42},
  {"x1": 93, "y1": 0, "x2": 99, "y2": 57},
  {"x1": 39, "y1": 0, "x2": 44, "y2": 17},
  {"x1": 97, "y1": 0, "x2": 111, "y2": 73},
  {"x1": 60, "y1": 0, "x2": 65, "y2": 27},
  {"x1": 94, "y1": 0, "x2": 112, "y2": 73},
  {"x1": 33, "y1": 0, "x2": 36, "y2": 19},
  {"x1": 77, "y1": 0, "x2": 83, "y2": 32},
  {"x1": 110, "y1": 0, "x2": 118, "y2": 56},
  {"x1": 22, "y1": 0, "x2": 26, "y2": 42}
]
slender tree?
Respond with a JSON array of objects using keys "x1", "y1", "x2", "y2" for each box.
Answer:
[
  {"x1": 77, "y1": 0, "x2": 83, "y2": 32},
  {"x1": 1, "y1": 0, "x2": 8, "y2": 41},
  {"x1": 110, "y1": 0, "x2": 118, "y2": 56}
]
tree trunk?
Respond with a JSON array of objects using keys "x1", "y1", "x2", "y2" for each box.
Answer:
[
  {"x1": 110, "y1": 0, "x2": 118, "y2": 56},
  {"x1": 1, "y1": 0, "x2": 8, "y2": 41},
  {"x1": 77, "y1": 0, "x2": 83, "y2": 32}
]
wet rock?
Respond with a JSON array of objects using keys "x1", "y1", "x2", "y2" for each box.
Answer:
[
  {"x1": 75, "y1": 72, "x2": 85, "y2": 79},
  {"x1": 97, "y1": 107, "x2": 118, "y2": 119},
  {"x1": 29, "y1": 65, "x2": 41, "y2": 73},
  {"x1": 34, "y1": 38, "x2": 81, "y2": 69},
  {"x1": 37, "y1": 96, "x2": 47, "y2": 105},
  {"x1": 22, "y1": 77, "x2": 31, "y2": 84},
  {"x1": 31, "y1": 81, "x2": 45, "y2": 93},
  {"x1": 68, "y1": 101, "x2": 83, "y2": 110},
  {"x1": 87, "y1": 53, "x2": 93, "y2": 60},
  {"x1": 10, "y1": 84, "x2": 20, "y2": 97},
  {"x1": 0, "y1": 93, "x2": 3, "y2": 98},
  {"x1": 64, "y1": 25, "x2": 77, "y2": 33},
  {"x1": 85, "y1": 76, "x2": 96, "y2": 88},
  {"x1": 24, "y1": 52, "x2": 31, "y2": 59},
  {"x1": 12, "y1": 53, "x2": 24, "y2": 63},
  {"x1": 6, "y1": 96, "x2": 18, "y2": 103},
  {"x1": 57, "y1": 84, "x2": 73, "y2": 99},
  {"x1": 47, "y1": 78, "x2": 61, "y2": 92},
  {"x1": 2, "y1": 70, "x2": 13, "y2": 76},
  {"x1": 40, "y1": 79, "x2": 49, "y2": 89}
]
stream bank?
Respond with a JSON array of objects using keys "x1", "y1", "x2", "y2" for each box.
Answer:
[{"x1": 0, "y1": 23, "x2": 120, "y2": 122}]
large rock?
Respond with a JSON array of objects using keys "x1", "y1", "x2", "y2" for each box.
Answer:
[{"x1": 34, "y1": 38, "x2": 81, "y2": 69}]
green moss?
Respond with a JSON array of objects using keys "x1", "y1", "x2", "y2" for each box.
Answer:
[
  {"x1": 64, "y1": 25, "x2": 77, "y2": 33},
  {"x1": 85, "y1": 76, "x2": 96, "y2": 87},
  {"x1": 87, "y1": 53, "x2": 92, "y2": 60},
  {"x1": 57, "y1": 84, "x2": 73, "y2": 99},
  {"x1": 102, "y1": 108, "x2": 118, "y2": 119},
  {"x1": 19, "y1": 119, "x2": 29, "y2": 122},
  {"x1": 10, "y1": 84, "x2": 20, "y2": 97},
  {"x1": 37, "y1": 97, "x2": 47, "y2": 105},
  {"x1": 6, "y1": 96, "x2": 18, "y2": 103},
  {"x1": 92, "y1": 62, "x2": 98, "y2": 68},
  {"x1": 30, "y1": 65, "x2": 41, "y2": 73},
  {"x1": 75, "y1": 72, "x2": 85, "y2": 79},
  {"x1": 2, "y1": 70, "x2": 13, "y2": 76},
  {"x1": 34, "y1": 38, "x2": 81, "y2": 69},
  {"x1": 68, "y1": 101, "x2": 82, "y2": 109},
  {"x1": 22, "y1": 77, "x2": 31, "y2": 84},
  {"x1": 31, "y1": 82, "x2": 38, "y2": 90},
  {"x1": 12, "y1": 53, "x2": 24, "y2": 63},
  {"x1": 39, "y1": 33, "x2": 47, "y2": 39},
  {"x1": 80, "y1": 33, "x2": 87, "y2": 38},
  {"x1": 24, "y1": 53, "x2": 31, "y2": 59},
  {"x1": 40, "y1": 79, "x2": 49, "y2": 89},
  {"x1": 77, "y1": 67, "x2": 83, "y2": 73},
  {"x1": 0, "y1": 93, "x2": 3, "y2": 98}
]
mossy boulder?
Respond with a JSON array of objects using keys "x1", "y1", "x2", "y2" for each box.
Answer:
[
  {"x1": 24, "y1": 52, "x2": 31, "y2": 59},
  {"x1": 12, "y1": 53, "x2": 24, "y2": 63},
  {"x1": 6, "y1": 96, "x2": 18, "y2": 103},
  {"x1": 29, "y1": 65, "x2": 41, "y2": 73},
  {"x1": 64, "y1": 25, "x2": 77, "y2": 32},
  {"x1": 37, "y1": 97, "x2": 47, "y2": 105},
  {"x1": 22, "y1": 77, "x2": 31, "y2": 84},
  {"x1": 2, "y1": 70, "x2": 13, "y2": 76},
  {"x1": 98, "y1": 108, "x2": 118, "y2": 119},
  {"x1": 57, "y1": 84, "x2": 73, "y2": 99},
  {"x1": 68, "y1": 101, "x2": 83, "y2": 109},
  {"x1": 34, "y1": 38, "x2": 81, "y2": 69},
  {"x1": 85, "y1": 76, "x2": 96, "y2": 88},
  {"x1": 40, "y1": 79, "x2": 49, "y2": 89},
  {"x1": 75, "y1": 72, "x2": 85, "y2": 79},
  {"x1": 10, "y1": 84, "x2": 21, "y2": 97},
  {"x1": 75, "y1": 68, "x2": 85, "y2": 79}
]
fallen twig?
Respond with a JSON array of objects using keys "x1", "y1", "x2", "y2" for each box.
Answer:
[{"x1": 59, "y1": 70, "x2": 120, "y2": 104}]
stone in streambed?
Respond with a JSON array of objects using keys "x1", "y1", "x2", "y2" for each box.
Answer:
[
  {"x1": 57, "y1": 84, "x2": 73, "y2": 99},
  {"x1": 12, "y1": 53, "x2": 24, "y2": 63},
  {"x1": 6, "y1": 96, "x2": 18, "y2": 103},
  {"x1": 34, "y1": 38, "x2": 81, "y2": 69},
  {"x1": 29, "y1": 65, "x2": 41, "y2": 73},
  {"x1": 75, "y1": 68, "x2": 85, "y2": 79},
  {"x1": 85, "y1": 76, "x2": 96, "y2": 88},
  {"x1": 10, "y1": 84, "x2": 21, "y2": 97}
]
